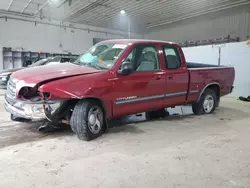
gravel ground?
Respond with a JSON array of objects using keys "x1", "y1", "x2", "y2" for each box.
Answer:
[{"x1": 0, "y1": 96, "x2": 250, "y2": 188}]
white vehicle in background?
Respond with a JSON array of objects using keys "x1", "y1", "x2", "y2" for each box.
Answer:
[
  {"x1": 0, "y1": 56, "x2": 77, "y2": 89},
  {"x1": 46, "y1": 56, "x2": 77, "y2": 65}
]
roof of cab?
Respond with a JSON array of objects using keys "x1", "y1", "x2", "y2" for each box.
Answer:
[{"x1": 102, "y1": 39, "x2": 177, "y2": 45}]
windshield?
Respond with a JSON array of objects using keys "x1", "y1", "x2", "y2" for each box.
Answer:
[
  {"x1": 28, "y1": 58, "x2": 49, "y2": 67},
  {"x1": 73, "y1": 42, "x2": 128, "y2": 70}
]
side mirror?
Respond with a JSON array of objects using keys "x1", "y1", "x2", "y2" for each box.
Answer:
[{"x1": 118, "y1": 61, "x2": 133, "y2": 75}]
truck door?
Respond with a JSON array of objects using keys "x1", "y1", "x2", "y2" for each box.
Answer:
[
  {"x1": 111, "y1": 44, "x2": 165, "y2": 117},
  {"x1": 161, "y1": 45, "x2": 189, "y2": 106}
]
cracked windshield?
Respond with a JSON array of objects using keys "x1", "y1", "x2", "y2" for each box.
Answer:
[{"x1": 75, "y1": 43, "x2": 128, "y2": 70}]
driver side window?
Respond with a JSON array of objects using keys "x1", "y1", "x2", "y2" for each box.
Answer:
[{"x1": 125, "y1": 45, "x2": 160, "y2": 72}]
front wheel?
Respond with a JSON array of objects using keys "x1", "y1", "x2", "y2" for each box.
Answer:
[
  {"x1": 70, "y1": 100, "x2": 105, "y2": 141},
  {"x1": 192, "y1": 88, "x2": 217, "y2": 115}
]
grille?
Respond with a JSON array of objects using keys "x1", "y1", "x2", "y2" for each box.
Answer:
[
  {"x1": 5, "y1": 94, "x2": 16, "y2": 105},
  {"x1": 6, "y1": 77, "x2": 17, "y2": 99}
]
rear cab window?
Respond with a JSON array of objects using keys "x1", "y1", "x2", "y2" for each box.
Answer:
[{"x1": 162, "y1": 46, "x2": 181, "y2": 70}]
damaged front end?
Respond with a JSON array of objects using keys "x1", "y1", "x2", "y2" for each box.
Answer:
[{"x1": 5, "y1": 76, "x2": 68, "y2": 124}]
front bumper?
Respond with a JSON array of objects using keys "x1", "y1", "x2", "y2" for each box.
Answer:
[{"x1": 5, "y1": 96, "x2": 62, "y2": 121}]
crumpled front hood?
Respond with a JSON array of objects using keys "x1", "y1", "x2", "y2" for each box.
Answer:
[{"x1": 12, "y1": 63, "x2": 102, "y2": 85}]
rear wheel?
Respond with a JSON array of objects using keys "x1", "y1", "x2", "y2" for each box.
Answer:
[
  {"x1": 145, "y1": 108, "x2": 169, "y2": 120},
  {"x1": 70, "y1": 100, "x2": 105, "y2": 141},
  {"x1": 192, "y1": 88, "x2": 217, "y2": 115}
]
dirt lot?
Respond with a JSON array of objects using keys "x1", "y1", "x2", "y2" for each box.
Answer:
[{"x1": 0, "y1": 96, "x2": 250, "y2": 188}]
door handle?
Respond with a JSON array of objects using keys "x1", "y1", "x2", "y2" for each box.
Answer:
[
  {"x1": 156, "y1": 75, "x2": 162, "y2": 80},
  {"x1": 168, "y1": 76, "x2": 174, "y2": 80}
]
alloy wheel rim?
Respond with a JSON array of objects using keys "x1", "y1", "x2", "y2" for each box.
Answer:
[
  {"x1": 203, "y1": 94, "x2": 214, "y2": 113},
  {"x1": 88, "y1": 106, "x2": 103, "y2": 134}
]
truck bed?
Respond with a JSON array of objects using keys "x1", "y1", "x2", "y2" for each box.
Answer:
[
  {"x1": 186, "y1": 62, "x2": 235, "y2": 103},
  {"x1": 187, "y1": 62, "x2": 224, "y2": 69}
]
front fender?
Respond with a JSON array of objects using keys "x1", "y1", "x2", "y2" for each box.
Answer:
[
  {"x1": 38, "y1": 72, "x2": 108, "y2": 99},
  {"x1": 39, "y1": 80, "x2": 107, "y2": 99},
  {"x1": 38, "y1": 74, "x2": 113, "y2": 118},
  {"x1": 39, "y1": 84, "x2": 91, "y2": 99}
]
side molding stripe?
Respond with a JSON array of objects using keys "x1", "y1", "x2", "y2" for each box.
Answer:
[
  {"x1": 114, "y1": 90, "x2": 199, "y2": 105},
  {"x1": 165, "y1": 92, "x2": 186, "y2": 98},
  {"x1": 189, "y1": 90, "x2": 199, "y2": 94},
  {"x1": 115, "y1": 94, "x2": 165, "y2": 105}
]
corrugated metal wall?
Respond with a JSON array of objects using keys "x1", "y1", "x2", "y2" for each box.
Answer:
[{"x1": 146, "y1": 6, "x2": 250, "y2": 43}]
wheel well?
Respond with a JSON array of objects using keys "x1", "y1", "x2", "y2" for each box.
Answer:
[
  {"x1": 206, "y1": 84, "x2": 220, "y2": 99},
  {"x1": 197, "y1": 83, "x2": 221, "y2": 103},
  {"x1": 86, "y1": 98, "x2": 107, "y2": 114},
  {"x1": 68, "y1": 98, "x2": 108, "y2": 129},
  {"x1": 68, "y1": 98, "x2": 107, "y2": 115}
]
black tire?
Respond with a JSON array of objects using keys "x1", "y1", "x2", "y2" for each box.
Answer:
[
  {"x1": 145, "y1": 108, "x2": 169, "y2": 120},
  {"x1": 215, "y1": 97, "x2": 220, "y2": 107},
  {"x1": 192, "y1": 88, "x2": 217, "y2": 115},
  {"x1": 70, "y1": 100, "x2": 105, "y2": 141}
]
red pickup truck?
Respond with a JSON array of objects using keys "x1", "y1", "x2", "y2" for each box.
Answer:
[{"x1": 5, "y1": 39, "x2": 235, "y2": 141}]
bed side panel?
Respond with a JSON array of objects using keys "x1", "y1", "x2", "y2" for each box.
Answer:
[{"x1": 187, "y1": 67, "x2": 234, "y2": 103}]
